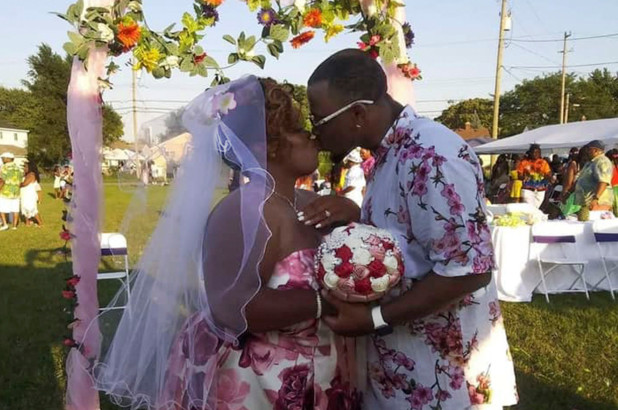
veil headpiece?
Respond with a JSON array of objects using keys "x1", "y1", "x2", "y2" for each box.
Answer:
[{"x1": 89, "y1": 75, "x2": 272, "y2": 409}]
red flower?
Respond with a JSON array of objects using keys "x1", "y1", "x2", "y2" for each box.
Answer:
[
  {"x1": 367, "y1": 259, "x2": 386, "y2": 277},
  {"x1": 290, "y1": 31, "x2": 315, "y2": 49},
  {"x1": 63, "y1": 338, "x2": 76, "y2": 347},
  {"x1": 334, "y1": 261, "x2": 354, "y2": 278},
  {"x1": 382, "y1": 240, "x2": 395, "y2": 251},
  {"x1": 194, "y1": 52, "x2": 207, "y2": 64},
  {"x1": 60, "y1": 230, "x2": 71, "y2": 241},
  {"x1": 357, "y1": 41, "x2": 368, "y2": 51},
  {"x1": 303, "y1": 9, "x2": 323, "y2": 28},
  {"x1": 66, "y1": 276, "x2": 80, "y2": 287},
  {"x1": 354, "y1": 277, "x2": 372, "y2": 295},
  {"x1": 369, "y1": 49, "x2": 379, "y2": 60},
  {"x1": 369, "y1": 35, "x2": 381, "y2": 46},
  {"x1": 335, "y1": 245, "x2": 353, "y2": 262},
  {"x1": 117, "y1": 21, "x2": 141, "y2": 51},
  {"x1": 62, "y1": 290, "x2": 76, "y2": 299},
  {"x1": 317, "y1": 264, "x2": 326, "y2": 281}
]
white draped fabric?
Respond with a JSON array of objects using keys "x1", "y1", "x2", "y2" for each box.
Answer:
[{"x1": 492, "y1": 221, "x2": 617, "y2": 302}]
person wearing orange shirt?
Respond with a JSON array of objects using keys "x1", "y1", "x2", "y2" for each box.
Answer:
[{"x1": 517, "y1": 143, "x2": 552, "y2": 208}]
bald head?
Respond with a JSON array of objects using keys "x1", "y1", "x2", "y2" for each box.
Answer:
[{"x1": 308, "y1": 49, "x2": 387, "y2": 104}]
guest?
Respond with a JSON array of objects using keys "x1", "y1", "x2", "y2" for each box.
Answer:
[
  {"x1": 561, "y1": 147, "x2": 585, "y2": 201},
  {"x1": 517, "y1": 144, "x2": 552, "y2": 208},
  {"x1": 360, "y1": 148, "x2": 375, "y2": 178},
  {"x1": 574, "y1": 140, "x2": 614, "y2": 211},
  {"x1": 550, "y1": 154, "x2": 564, "y2": 175},
  {"x1": 20, "y1": 161, "x2": 43, "y2": 227},
  {"x1": 509, "y1": 154, "x2": 524, "y2": 203},
  {"x1": 53, "y1": 165, "x2": 62, "y2": 199},
  {"x1": 605, "y1": 148, "x2": 618, "y2": 215},
  {"x1": 340, "y1": 148, "x2": 366, "y2": 207},
  {"x1": 488, "y1": 154, "x2": 510, "y2": 201},
  {"x1": 0, "y1": 152, "x2": 24, "y2": 231}
]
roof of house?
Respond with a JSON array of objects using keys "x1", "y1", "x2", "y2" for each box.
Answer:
[
  {"x1": 454, "y1": 122, "x2": 491, "y2": 140},
  {"x1": 0, "y1": 120, "x2": 29, "y2": 132},
  {"x1": 0, "y1": 144, "x2": 27, "y2": 157}
]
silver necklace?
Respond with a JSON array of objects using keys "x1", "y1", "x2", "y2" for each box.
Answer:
[{"x1": 271, "y1": 190, "x2": 298, "y2": 212}]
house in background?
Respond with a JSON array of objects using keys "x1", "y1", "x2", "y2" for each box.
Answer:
[{"x1": 0, "y1": 121, "x2": 29, "y2": 166}]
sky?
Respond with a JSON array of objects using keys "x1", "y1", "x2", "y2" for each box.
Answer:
[{"x1": 1, "y1": 0, "x2": 618, "y2": 141}]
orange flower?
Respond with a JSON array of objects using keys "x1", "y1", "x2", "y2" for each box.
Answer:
[
  {"x1": 204, "y1": 0, "x2": 223, "y2": 6},
  {"x1": 303, "y1": 9, "x2": 322, "y2": 28},
  {"x1": 290, "y1": 31, "x2": 315, "y2": 49},
  {"x1": 117, "y1": 21, "x2": 141, "y2": 50}
]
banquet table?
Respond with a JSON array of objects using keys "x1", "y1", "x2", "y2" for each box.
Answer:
[{"x1": 491, "y1": 220, "x2": 617, "y2": 302}]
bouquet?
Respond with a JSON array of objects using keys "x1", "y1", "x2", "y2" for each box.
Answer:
[{"x1": 315, "y1": 223, "x2": 404, "y2": 302}]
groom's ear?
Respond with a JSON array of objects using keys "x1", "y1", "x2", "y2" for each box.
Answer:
[{"x1": 350, "y1": 104, "x2": 369, "y2": 126}]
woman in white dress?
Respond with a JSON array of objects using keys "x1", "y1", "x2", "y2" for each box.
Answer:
[
  {"x1": 20, "y1": 161, "x2": 43, "y2": 227},
  {"x1": 53, "y1": 165, "x2": 62, "y2": 199},
  {"x1": 341, "y1": 148, "x2": 366, "y2": 207}
]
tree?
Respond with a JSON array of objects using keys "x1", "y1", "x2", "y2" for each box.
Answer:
[
  {"x1": 3, "y1": 44, "x2": 124, "y2": 167},
  {"x1": 435, "y1": 98, "x2": 493, "y2": 131},
  {"x1": 161, "y1": 107, "x2": 188, "y2": 142}
]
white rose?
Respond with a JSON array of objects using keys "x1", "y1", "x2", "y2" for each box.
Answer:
[
  {"x1": 97, "y1": 23, "x2": 114, "y2": 43},
  {"x1": 347, "y1": 237, "x2": 365, "y2": 251},
  {"x1": 370, "y1": 276, "x2": 390, "y2": 293},
  {"x1": 127, "y1": 1, "x2": 142, "y2": 12},
  {"x1": 322, "y1": 252, "x2": 340, "y2": 271},
  {"x1": 164, "y1": 55, "x2": 179, "y2": 68},
  {"x1": 383, "y1": 255, "x2": 399, "y2": 274},
  {"x1": 351, "y1": 248, "x2": 372, "y2": 266},
  {"x1": 324, "y1": 272, "x2": 340, "y2": 289}
]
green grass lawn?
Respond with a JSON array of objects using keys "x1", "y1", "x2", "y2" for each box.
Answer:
[{"x1": 0, "y1": 182, "x2": 617, "y2": 409}]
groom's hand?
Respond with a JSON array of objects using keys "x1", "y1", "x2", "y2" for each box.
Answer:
[
  {"x1": 320, "y1": 290, "x2": 374, "y2": 336},
  {"x1": 299, "y1": 196, "x2": 361, "y2": 229}
]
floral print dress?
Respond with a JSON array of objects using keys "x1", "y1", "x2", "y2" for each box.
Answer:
[
  {"x1": 163, "y1": 249, "x2": 360, "y2": 410},
  {"x1": 360, "y1": 107, "x2": 518, "y2": 409}
]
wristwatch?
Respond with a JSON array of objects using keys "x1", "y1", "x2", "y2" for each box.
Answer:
[{"x1": 371, "y1": 306, "x2": 393, "y2": 336}]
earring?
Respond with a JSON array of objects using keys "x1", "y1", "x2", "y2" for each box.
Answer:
[{"x1": 356, "y1": 124, "x2": 361, "y2": 129}]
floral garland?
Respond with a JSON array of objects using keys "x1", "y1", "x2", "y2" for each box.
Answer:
[{"x1": 57, "y1": 0, "x2": 420, "y2": 87}]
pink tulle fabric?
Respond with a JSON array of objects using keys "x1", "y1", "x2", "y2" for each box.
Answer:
[{"x1": 65, "y1": 1, "x2": 111, "y2": 406}]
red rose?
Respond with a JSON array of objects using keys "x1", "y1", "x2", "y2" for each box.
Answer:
[
  {"x1": 317, "y1": 264, "x2": 326, "y2": 281},
  {"x1": 334, "y1": 261, "x2": 354, "y2": 278},
  {"x1": 62, "y1": 290, "x2": 76, "y2": 299},
  {"x1": 66, "y1": 276, "x2": 80, "y2": 287},
  {"x1": 354, "y1": 277, "x2": 372, "y2": 295},
  {"x1": 59, "y1": 231, "x2": 71, "y2": 241},
  {"x1": 335, "y1": 245, "x2": 353, "y2": 262},
  {"x1": 382, "y1": 240, "x2": 395, "y2": 251},
  {"x1": 369, "y1": 49, "x2": 379, "y2": 60},
  {"x1": 194, "y1": 52, "x2": 207, "y2": 64},
  {"x1": 367, "y1": 259, "x2": 385, "y2": 278}
]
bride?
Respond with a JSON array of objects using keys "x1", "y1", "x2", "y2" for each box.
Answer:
[{"x1": 92, "y1": 76, "x2": 361, "y2": 409}]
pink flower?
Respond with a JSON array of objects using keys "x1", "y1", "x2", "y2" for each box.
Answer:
[
  {"x1": 473, "y1": 255, "x2": 493, "y2": 273},
  {"x1": 357, "y1": 41, "x2": 368, "y2": 50},
  {"x1": 66, "y1": 276, "x2": 80, "y2": 287},
  {"x1": 411, "y1": 180, "x2": 428, "y2": 197},
  {"x1": 441, "y1": 183, "x2": 458, "y2": 202},
  {"x1": 62, "y1": 290, "x2": 75, "y2": 299},
  {"x1": 369, "y1": 245, "x2": 386, "y2": 261},
  {"x1": 468, "y1": 384, "x2": 486, "y2": 404},
  {"x1": 239, "y1": 335, "x2": 294, "y2": 375},
  {"x1": 433, "y1": 154, "x2": 447, "y2": 167},
  {"x1": 449, "y1": 366, "x2": 465, "y2": 390},
  {"x1": 325, "y1": 374, "x2": 362, "y2": 410},
  {"x1": 416, "y1": 161, "x2": 431, "y2": 181},
  {"x1": 369, "y1": 35, "x2": 381, "y2": 46},
  {"x1": 413, "y1": 385, "x2": 434, "y2": 404},
  {"x1": 59, "y1": 230, "x2": 71, "y2": 241},
  {"x1": 437, "y1": 389, "x2": 452, "y2": 401},
  {"x1": 449, "y1": 201, "x2": 465, "y2": 216},
  {"x1": 272, "y1": 364, "x2": 311, "y2": 409},
  {"x1": 393, "y1": 352, "x2": 415, "y2": 371},
  {"x1": 215, "y1": 369, "x2": 251, "y2": 410}
]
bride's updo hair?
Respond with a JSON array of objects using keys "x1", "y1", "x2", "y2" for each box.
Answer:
[{"x1": 259, "y1": 78, "x2": 304, "y2": 156}]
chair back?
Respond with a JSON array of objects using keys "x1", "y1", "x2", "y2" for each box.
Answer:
[
  {"x1": 592, "y1": 220, "x2": 618, "y2": 243},
  {"x1": 100, "y1": 232, "x2": 128, "y2": 256},
  {"x1": 530, "y1": 222, "x2": 583, "y2": 261}
]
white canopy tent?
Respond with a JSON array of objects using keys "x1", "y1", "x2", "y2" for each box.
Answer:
[{"x1": 474, "y1": 117, "x2": 618, "y2": 154}]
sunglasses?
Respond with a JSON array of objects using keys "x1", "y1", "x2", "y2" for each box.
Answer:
[{"x1": 310, "y1": 99, "x2": 374, "y2": 129}]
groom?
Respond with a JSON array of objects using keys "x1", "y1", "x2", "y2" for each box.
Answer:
[{"x1": 305, "y1": 49, "x2": 518, "y2": 409}]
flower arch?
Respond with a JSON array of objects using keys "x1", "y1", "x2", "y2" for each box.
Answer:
[{"x1": 61, "y1": 1, "x2": 418, "y2": 408}]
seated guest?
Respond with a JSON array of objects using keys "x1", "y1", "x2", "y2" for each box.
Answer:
[
  {"x1": 574, "y1": 140, "x2": 614, "y2": 211},
  {"x1": 517, "y1": 144, "x2": 552, "y2": 208}
]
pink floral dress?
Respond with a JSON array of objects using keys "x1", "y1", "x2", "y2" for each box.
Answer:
[
  {"x1": 163, "y1": 249, "x2": 361, "y2": 410},
  {"x1": 360, "y1": 107, "x2": 518, "y2": 409}
]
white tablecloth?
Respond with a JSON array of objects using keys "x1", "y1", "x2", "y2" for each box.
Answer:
[{"x1": 492, "y1": 221, "x2": 616, "y2": 302}]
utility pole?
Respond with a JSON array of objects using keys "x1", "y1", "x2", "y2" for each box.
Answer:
[
  {"x1": 564, "y1": 93, "x2": 570, "y2": 123},
  {"x1": 491, "y1": 0, "x2": 508, "y2": 139},
  {"x1": 559, "y1": 31, "x2": 571, "y2": 124}
]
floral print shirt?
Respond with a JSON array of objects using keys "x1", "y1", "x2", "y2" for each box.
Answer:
[
  {"x1": 0, "y1": 162, "x2": 24, "y2": 199},
  {"x1": 575, "y1": 154, "x2": 615, "y2": 207},
  {"x1": 360, "y1": 106, "x2": 518, "y2": 409}
]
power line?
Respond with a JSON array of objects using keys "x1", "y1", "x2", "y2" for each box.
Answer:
[
  {"x1": 507, "y1": 42, "x2": 561, "y2": 66},
  {"x1": 510, "y1": 33, "x2": 618, "y2": 43},
  {"x1": 507, "y1": 61, "x2": 618, "y2": 69}
]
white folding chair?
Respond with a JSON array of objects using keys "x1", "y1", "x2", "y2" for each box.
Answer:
[
  {"x1": 592, "y1": 220, "x2": 618, "y2": 300},
  {"x1": 98, "y1": 233, "x2": 131, "y2": 312},
  {"x1": 548, "y1": 185, "x2": 563, "y2": 205},
  {"x1": 531, "y1": 222, "x2": 589, "y2": 303}
]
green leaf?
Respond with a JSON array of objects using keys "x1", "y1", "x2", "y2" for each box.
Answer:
[
  {"x1": 273, "y1": 39, "x2": 284, "y2": 53},
  {"x1": 223, "y1": 34, "x2": 236, "y2": 45},
  {"x1": 203, "y1": 56, "x2": 219, "y2": 68},
  {"x1": 181, "y1": 12, "x2": 198, "y2": 33},
  {"x1": 245, "y1": 35, "x2": 257, "y2": 50},
  {"x1": 251, "y1": 55, "x2": 266, "y2": 69},
  {"x1": 74, "y1": 0, "x2": 84, "y2": 19},
  {"x1": 194, "y1": 45, "x2": 204, "y2": 56},
  {"x1": 67, "y1": 31, "x2": 84, "y2": 46},
  {"x1": 51, "y1": 12, "x2": 72, "y2": 24},
  {"x1": 152, "y1": 67, "x2": 166, "y2": 79},
  {"x1": 269, "y1": 24, "x2": 290, "y2": 42},
  {"x1": 163, "y1": 23, "x2": 177, "y2": 34},
  {"x1": 228, "y1": 53, "x2": 239, "y2": 64},
  {"x1": 267, "y1": 44, "x2": 280, "y2": 59},
  {"x1": 179, "y1": 58, "x2": 194, "y2": 72},
  {"x1": 63, "y1": 42, "x2": 78, "y2": 56},
  {"x1": 197, "y1": 64, "x2": 208, "y2": 77}
]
